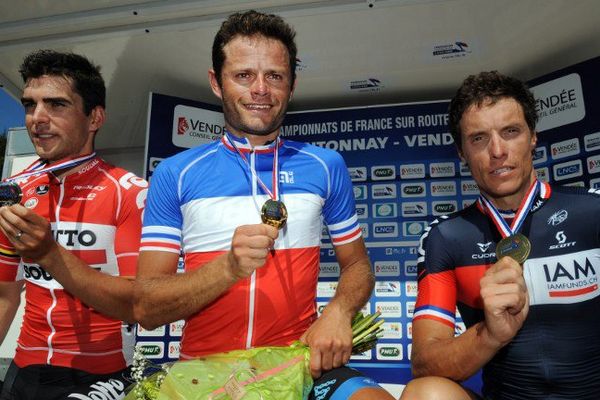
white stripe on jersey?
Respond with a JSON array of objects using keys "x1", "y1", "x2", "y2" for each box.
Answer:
[{"x1": 181, "y1": 192, "x2": 324, "y2": 253}]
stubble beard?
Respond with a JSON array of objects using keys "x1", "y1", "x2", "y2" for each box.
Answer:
[{"x1": 222, "y1": 96, "x2": 289, "y2": 137}]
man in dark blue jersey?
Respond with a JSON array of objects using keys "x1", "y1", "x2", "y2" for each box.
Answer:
[{"x1": 401, "y1": 71, "x2": 600, "y2": 399}]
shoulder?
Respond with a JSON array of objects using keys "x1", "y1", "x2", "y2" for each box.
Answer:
[
  {"x1": 281, "y1": 140, "x2": 345, "y2": 165},
  {"x1": 549, "y1": 184, "x2": 600, "y2": 208},
  {"x1": 94, "y1": 159, "x2": 147, "y2": 187},
  {"x1": 424, "y1": 205, "x2": 479, "y2": 241},
  {"x1": 153, "y1": 141, "x2": 221, "y2": 177}
]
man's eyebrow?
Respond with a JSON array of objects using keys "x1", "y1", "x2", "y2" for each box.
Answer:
[{"x1": 20, "y1": 96, "x2": 73, "y2": 104}]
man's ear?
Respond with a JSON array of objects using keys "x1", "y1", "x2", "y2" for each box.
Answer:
[
  {"x1": 289, "y1": 77, "x2": 297, "y2": 102},
  {"x1": 530, "y1": 130, "x2": 538, "y2": 151},
  {"x1": 456, "y1": 146, "x2": 466, "y2": 166},
  {"x1": 89, "y1": 106, "x2": 105, "y2": 133},
  {"x1": 208, "y1": 69, "x2": 223, "y2": 100}
]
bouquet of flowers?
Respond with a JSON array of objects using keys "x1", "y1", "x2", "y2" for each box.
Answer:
[{"x1": 126, "y1": 312, "x2": 383, "y2": 400}]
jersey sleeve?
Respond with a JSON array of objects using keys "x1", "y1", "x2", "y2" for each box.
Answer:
[
  {"x1": 413, "y1": 219, "x2": 458, "y2": 328},
  {"x1": 322, "y1": 151, "x2": 362, "y2": 246},
  {"x1": 0, "y1": 231, "x2": 20, "y2": 281},
  {"x1": 139, "y1": 161, "x2": 183, "y2": 255},
  {"x1": 114, "y1": 173, "x2": 148, "y2": 277}
]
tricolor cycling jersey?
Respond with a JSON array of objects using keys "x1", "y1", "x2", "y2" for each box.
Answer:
[
  {"x1": 415, "y1": 182, "x2": 600, "y2": 399},
  {"x1": 141, "y1": 135, "x2": 361, "y2": 358},
  {"x1": 0, "y1": 157, "x2": 147, "y2": 374}
]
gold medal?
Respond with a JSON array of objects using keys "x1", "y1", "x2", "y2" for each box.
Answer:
[
  {"x1": 496, "y1": 233, "x2": 531, "y2": 264},
  {"x1": 261, "y1": 199, "x2": 287, "y2": 229},
  {"x1": 0, "y1": 182, "x2": 22, "y2": 206}
]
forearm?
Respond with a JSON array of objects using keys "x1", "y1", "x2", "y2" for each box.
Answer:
[
  {"x1": 412, "y1": 321, "x2": 502, "y2": 381},
  {"x1": 37, "y1": 244, "x2": 136, "y2": 322},
  {"x1": 134, "y1": 252, "x2": 238, "y2": 329},
  {"x1": 327, "y1": 259, "x2": 374, "y2": 319},
  {"x1": 0, "y1": 282, "x2": 22, "y2": 344}
]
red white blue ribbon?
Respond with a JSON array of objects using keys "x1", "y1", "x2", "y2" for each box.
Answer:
[
  {"x1": 477, "y1": 180, "x2": 541, "y2": 238},
  {"x1": 6, "y1": 152, "x2": 97, "y2": 182},
  {"x1": 225, "y1": 133, "x2": 280, "y2": 201}
]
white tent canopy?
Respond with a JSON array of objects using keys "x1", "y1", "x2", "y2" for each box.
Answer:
[{"x1": 1, "y1": 0, "x2": 599, "y2": 174}]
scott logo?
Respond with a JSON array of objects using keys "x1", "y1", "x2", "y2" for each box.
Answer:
[{"x1": 549, "y1": 230, "x2": 576, "y2": 250}]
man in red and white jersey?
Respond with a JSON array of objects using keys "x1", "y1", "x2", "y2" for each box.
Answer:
[{"x1": 0, "y1": 50, "x2": 147, "y2": 400}]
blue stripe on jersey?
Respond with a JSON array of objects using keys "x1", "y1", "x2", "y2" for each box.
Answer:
[
  {"x1": 414, "y1": 304, "x2": 455, "y2": 317},
  {"x1": 141, "y1": 232, "x2": 180, "y2": 241},
  {"x1": 142, "y1": 139, "x2": 359, "y2": 251}
]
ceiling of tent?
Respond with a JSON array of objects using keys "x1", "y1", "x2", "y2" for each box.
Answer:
[{"x1": 1, "y1": 0, "x2": 599, "y2": 151}]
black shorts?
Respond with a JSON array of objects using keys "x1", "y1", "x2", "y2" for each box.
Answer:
[
  {"x1": 0, "y1": 362, "x2": 132, "y2": 400},
  {"x1": 309, "y1": 366, "x2": 382, "y2": 400}
]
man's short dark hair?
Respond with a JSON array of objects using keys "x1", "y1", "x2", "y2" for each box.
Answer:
[
  {"x1": 212, "y1": 10, "x2": 297, "y2": 87},
  {"x1": 448, "y1": 71, "x2": 538, "y2": 150},
  {"x1": 19, "y1": 49, "x2": 105, "y2": 115}
]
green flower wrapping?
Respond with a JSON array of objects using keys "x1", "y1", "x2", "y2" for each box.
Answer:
[
  {"x1": 126, "y1": 343, "x2": 311, "y2": 400},
  {"x1": 126, "y1": 312, "x2": 383, "y2": 400}
]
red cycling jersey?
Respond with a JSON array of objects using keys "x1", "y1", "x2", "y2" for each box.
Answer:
[{"x1": 0, "y1": 156, "x2": 147, "y2": 374}]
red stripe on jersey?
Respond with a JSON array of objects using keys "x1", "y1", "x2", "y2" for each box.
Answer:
[
  {"x1": 414, "y1": 314, "x2": 455, "y2": 328},
  {"x1": 332, "y1": 227, "x2": 362, "y2": 243},
  {"x1": 416, "y1": 271, "x2": 456, "y2": 314},
  {"x1": 140, "y1": 241, "x2": 180, "y2": 250},
  {"x1": 455, "y1": 264, "x2": 488, "y2": 308},
  {"x1": 550, "y1": 284, "x2": 598, "y2": 297},
  {"x1": 70, "y1": 249, "x2": 107, "y2": 265}
]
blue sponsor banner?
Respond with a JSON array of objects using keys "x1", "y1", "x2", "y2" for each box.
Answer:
[{"x1": 141, "y1": 56, "x2": 600, "y2": 391}]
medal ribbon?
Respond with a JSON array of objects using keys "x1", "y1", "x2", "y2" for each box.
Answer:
[
  {"x1": 226, "y1": 133, "x2": 280, "y2": 201},
  {"x1": 5, "y1": 152, "x2": 97, "y2": 182},
  {"x1": 477, "y1": 180, "x2": 540, "y2": 239}
]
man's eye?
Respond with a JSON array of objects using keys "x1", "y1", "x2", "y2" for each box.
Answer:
[{"x1": 22, "y1": 102, "x2": 35, "y2": 111}]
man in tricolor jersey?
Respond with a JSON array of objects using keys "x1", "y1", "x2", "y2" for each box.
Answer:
[
  {"x1": 402, "y1": 71, "x2": 600, "y2": 399},
  {"x1": 134, "y1": 10, "x2": 394, "y2": 400},
  {"x1": 0, "y1": 50, "x2": 147, "y2": 399}
]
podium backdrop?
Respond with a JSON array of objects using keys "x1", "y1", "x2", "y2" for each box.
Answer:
[{"x1": 139, "y1": 56, "x2": 600, "y2": 386}]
